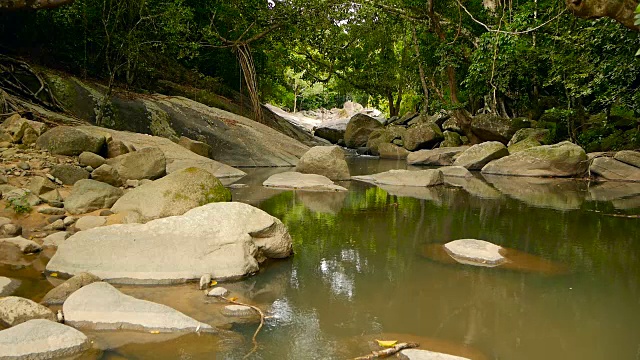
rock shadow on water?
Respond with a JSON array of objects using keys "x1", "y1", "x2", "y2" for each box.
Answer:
[
  {"x1": 482, "y1": 174, "x2": 587, "y2": 211},
  {"x1": 338, "y1": 332, "x2": 488, "y2": 360},
  {"x1": 587, "y1": 181, "x2": 640, "y2": 202},
  {"x1": 376, "y1": 184, "x2": 448, "y2": 205},
  {"x1": 443, "y1": 176, "x2": 502, "y2": 199},
  {"x1": 421, "y1": 244, "x2": 570, "y2": 276},
  {"x1": 296, "y1": 190, "x2": 347, "y2": 214}
]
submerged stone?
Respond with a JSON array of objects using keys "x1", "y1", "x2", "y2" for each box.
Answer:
[{"x1": 443, "y1": 239, "x2": 505, "y2": 267}]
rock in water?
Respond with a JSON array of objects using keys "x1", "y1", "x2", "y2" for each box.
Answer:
[
  {"x1": 481, "y1": 141, "x2": 589, "y2": 177},
  {"x1": 199, "y1": 274, "x2": 212, "y2": 290},
  {"x1": 614, "y1": 150, "x2": 640, "y2": 168},
  {"x1": 352, "y1": 169, "x2": 443, "y2": 187},
  {"x1": 0, "y1": 277, "x2": 20, "y2": 296},
  {"x1": 443, "y1": 239, "x2": 505, "y2": 267},
  {"x1": 207, "y1": 287, "x2": 230, "y2": 297},
  {"x1": 221, "y1": 305, "x2": 256, "y2": 317},
  {"x1": 41, "y1": 272, "x2": 101, "y2": 306},
  {"x1": 399, "y1": 349, "x2": 471, "y2": 360},
  {"x1": 0, "y1": 236, "x2": 41, "y2": 254},
  {"x1": 590, "y1": 157, "x2": 640, "y2": 182},
  {"x1": 439, "y1": 166, "x2": 473, "y2": 178},
  {"x1": 295, "y1": 146, "x2": 350, "y2": 180},
  {"x1": 46, "y1": 202, "x2": 293, "y2": 283},
  {"x1": 111, "y1": 167, "x2": 231, "y2": 222},
  {"x1": 453, "y1": 142, "x2": 509, "y2": 170},
  {"x1": 63, "y1": 282, "x2": 213, "y2": 332},
  {"x1": 0, "y1": 319, "x2": 90, "y2": 359},
  {"x1": 407, "y1": 147, "x2": 469, "y2": 166},
  {"x1": 0, "y1": 297, "x2": 57, "y2": 326},
  {"x1": 344, "y1": 113, "x2": 383, "y2": 148},
  {"x1": 263, "y1": 172, "x2": 348, "y2": 191}
]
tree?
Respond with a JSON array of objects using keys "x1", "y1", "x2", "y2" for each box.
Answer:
[{"x1": 566, "y1": 0, "x2": 640, "y2": 31}]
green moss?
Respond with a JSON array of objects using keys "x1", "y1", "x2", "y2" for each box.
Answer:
[
  {"x1": 198, "y1": 184, "x2": 231, "y2": 206},
  {"x1": 45, "y1": 74, "x2": 77, "y2": 108},
  {"x1": 144, "y1": 100, "x2": 178, "y2": 141}
]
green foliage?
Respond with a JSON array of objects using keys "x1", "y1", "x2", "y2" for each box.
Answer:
[{"x1": 5, "y1": 194, "x2": 32, "y2": 215}]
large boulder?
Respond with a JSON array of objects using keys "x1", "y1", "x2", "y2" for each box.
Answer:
[
  {"x1": 0, "y1": 319, "x2": 90, "y2": 359},
  {"x1": 64, "y1": 179, "x2": 124, "y2": 215},
  {"x1": 481, "y1": 141, "x2": 589, "y2": 177},
  {"x1": 440, "y1": 131, "x2": 463, "y2": 147},
  {"x1": 0, "y1": 237, "x2": 41, "y2": 254},
  {"x1": 263, "y1": 172, "x2": 348, "y2": 191},
  {"x1": 111, "y1": 167, "x2": 231, "y2": 222},
  {"x1": 78, "y1": 151, "x2": 106, "y2": 168},
  {"x1": 377, "y1": 143, "x2": 410, "y2": 159},
  {"x1": 46, "y1": 202, "x2": 293, "y2": 283},
  {"x1": 352, "y1": 169, "x2": 443, "y2": 187},
  {"x1": 508, "y1": 128, "x2": 550, "y2": 147},
  {"x1": 41, "y1": 273, "x2": 101, "y2": 306},
  {"x1": 0, "y1": 114, "x2": 29, "y2": 142},
  {"x1": 36, "y1": 126, "x2": 105, "y2": 155},
  {"x1": 614, "y1": 150, "x2": 640, "y2": 168},
  {"x1": 402, "y1": 122, "x2": 444, "y2": 151},
  {"x1": 507, "y1": 137, "x2": 540, "y2": 154},
  {"x1": 344, "y1": 113, "x2": 383, "y2": 148},
  {"x1": 63, "y1": 282, "x2": 213, "y2": 332},
  {"x1": 590, "y1": 157, "x2": 640, "y2": 182},
  {"x1": 27, "y1": 176, "x2": 56, "y2": 195},
  {"x1": 453, "y1": 142, "x2": 509, "y2": 170},
  {"x1": 50, "y1": 164, "x2": 90, "y2": 185},
  {"x1": 366, "y1": 126, "x2": 406, "y2": 155},
  {"x1": 295, "y1": 146, "x2": 350, "y2": 180},
  {"x1": 407, "y1": 146, "x2": 469, "y2": 166},
  {"x1": 471, "y1": 114, "x2": 531, "y2": 144},
  {"x1": 0, "y1": 297, "x2": 56, "y2": 327},
  {"x1": 106, "y1": 147, "x2": 167, "y2": 180}
]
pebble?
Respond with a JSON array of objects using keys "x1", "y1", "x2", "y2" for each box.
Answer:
[
  {"x1": 44, "y1": 219, "x2": 65, "y2": 231},
  {"x1": 199, "y1": 274, "x2": 212, "y2": 290},
  {"x1": 207, "y1": 287, "x2": 229, "y2": 297},
  {"x1": 46, "y1": 215, "x2": 66, "y2": 224}
]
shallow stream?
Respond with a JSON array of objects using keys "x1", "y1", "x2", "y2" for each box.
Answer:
[{"x1": 3, "y1": 158, "x2": 640, "y2": 359}]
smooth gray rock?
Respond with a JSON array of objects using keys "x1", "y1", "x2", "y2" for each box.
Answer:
[
  {"x1": 74, "y1": 216, "x2": 107, "y2": 231},
  {"x1": 295, "y1": 146, "x2": 350, "y2": 180},
  {"x1": 352, "y1": 169, "x2": 443, "y2": 187},
  {"x1": 0, "y1": 297, "x2": 56, "y2": 326},
  {"x1": 111, "y1": 167, "x2": 231, "y2": 222},
  {"x1": 590, "y1": 157, "x2": 640, "y2": 182},
  {"x1": 443, "y1": 239, "x2": 505, "y2": 267},
  {"x1": 207, "y1": 287, "x2": 229, "y2": 297},
  {"x1": 399, "y1": 349, "x2": 471, "y2": 360},
  {"x1": 377, "y1": 143, "x2": 410, "y2": 159},
  {"x1": 50, "y1": 164, "x2": 90, "y2": 185},
  {"x1": 263, "y1": 172, "x2": 348, "y2": 191},
  {"x1": 106, "y1": 147, "x2": 166, "y2": 180},
  {"x1": 221, "y1": 305, "x2": 255, "y2": 317},
  {"x1": 402, "y1": 122, "x2": 444, "y2": 151},
  {"x1": 42, "y1": 231, "x2": 71, "y2": 247},
  {"x1": 47, "y1": 202, "x2": 293, "y2": 283},
  {"x1": 482, "y1": 141, "x2": 588, "y2": 177},
  {"x1": 440, "y1": 166, "x2": 473, "y2": 178},
  {"x1": 453, "y1": 142, "x2": 509, "y2": 170},
  {"x1": 0, "y1": 319, "x2": 90, "y2": 359},
  {"x1": 407, "y1": 146, "x2": 469, "y2": 166},
  {"x1": 178, "y1": 136, "x2": 212, "y2": 158},
  {"x1": 79, "y1": 151, "x2": 106, "y2": 168},
  {"x1": 344, "y1": 113, "x2": 383, "y2": 149},
  {"x1": 41, "y1": 272, "x2": 101, "y2": 306},
  {"x1": 28, "y1": 176, "x2": 56, "y2": 195},
  {"x1": 614, "y1": 150, "x2": 640, "y2": 168},
  {"x1": 91, "y1": 164, "x2": 123, "y2": 187},
  {"x1": 0, "y1": 236, "x2": 41, "y2": 254},
  {"x1": 0, "y1": 277, "x2": 20, "y2": 296},
  {"x1": 64, "y1": 179, "x2": 124, "y2": 215},
  {"x1": 63, "y1": 282, "x2": 213, "y2": 332},
  {"x1": 36, "y1": 126, "x2": 105, "y2": 156}
]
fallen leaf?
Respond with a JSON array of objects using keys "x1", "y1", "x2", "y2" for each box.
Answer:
[
  {"x1": 149, "y1": 331, "x2": 160, "y2": 334},
  {"x1": 210, "y1": 280, "x2": 218, "y2": 286},
  {"x1": 229, "y1": 297, "x2": 238, "y2": 301},
  {"x1": 375, "y1": 339, "x2": 398, "y2": 348},
  {"x1": 50, "y1": 273, "x2": 58, "y2": 277}
]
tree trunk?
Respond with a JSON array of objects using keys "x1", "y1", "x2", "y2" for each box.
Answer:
[
  {"x1": 412, "y1": 26, "x2": 430, "y2": 113},
  {"x1": 428, "y1": 0, "x2": 461, "y2": 104},
  {"x1": 567, "y1": 0, "x2": 640, "y2": 31},
  {"x1": 387, "y1": 91, "x2": 398, "y2": 117}
]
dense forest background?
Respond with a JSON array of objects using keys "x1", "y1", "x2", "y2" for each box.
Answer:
[{"x1": 0, "y1": 0, "x2": 639, "y2": 151}]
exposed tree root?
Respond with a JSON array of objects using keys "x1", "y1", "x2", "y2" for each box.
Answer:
[{"x1": 220, "y1": 296, "x2": 266, "y2": 359}]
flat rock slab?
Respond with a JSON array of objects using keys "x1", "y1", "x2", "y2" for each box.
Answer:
[
  {"x1": 0, "y1": 319, "x2": 90, "y2": 359},
  {"x1": 399, "y1": 349, "x2": 471, "y2": 360},
  {"x1": 263, "y1": 172, "x2": 347, "y2": 191},
  {"x1": 46, "y1": 202, "x2": 293, "y2": 283},
  {"x1": 439, "y1": 166, "x2": 473, "y2": 178},
  {"x1": 614, "y1": 150, "x2": 640, "y2": 168},
  {"x1": 352, "y1": 169, "x2": 443, "y2": 187},
  {"x1": 590, "y1": 157, "x2": 640, "y2": 182},
  {"x1": 406, "y1": 147, "x2": 469, "y2": 166},
  {"x1": 443, "y1": 239, "x2": 505, "y2": 267},
  {"x1": 0, "y1": 296, "x2": 56, "y2": 327},
  {"x1": 63, "y1": 282, "x2": 213, "y2": 333},
  {"x1": 0, "y1": 277, "x2": 20, "y2": 296}
]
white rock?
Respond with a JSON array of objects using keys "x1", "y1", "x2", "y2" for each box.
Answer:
[
  {"x1": 443, "y1": 239, "x2": 505, "y2": 267},
  {"x1": 439, "y1": 166, "x2": 473, "y2": 178},
  {"x1": 46, "y1": 202, "x2": 293, "y2": 283},
  {"x1": 0, "y1": 296, "x2": 56, "y2": 326},
  {"x1": 0, "y1": 236, "x2": 41, "y2": 254},
  {"x1": 207, "y1": 287, "x2": 229, "y2": 297},
  {"x1": 199, "y1": 274, "x2": 212, "y2": 290},
  {"x1": 0, "y1": 319, "x2": 90, "y2": 359},
  {"x1": 74, "y1": 216, "x2": 107, "y2": 231},
  {"x1": 352, "y1": 169, "x2": 443, "y2": 187},
  {"x1": 263, "y1": 172, "x2": 347, "y2": 191},
  {"x1": 63, "y1": 282, "x2": 213, "y2": 332},
  {"x1": 43, "y1": 231, "x2": 71, "y2": 247},
  {"x1": 221, "y1": 305, "x2": 255, "y2": 317}
]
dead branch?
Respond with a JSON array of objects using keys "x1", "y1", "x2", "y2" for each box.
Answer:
[
  {"x1": 220, "y1": 296, "x2": 266, "y2": 360},
  {"x1": 0, "y1": 54, "x2": 65, "y2": 112},
  {"x1": 353, "y1": 342, "x2": 420, "y2": 360}
]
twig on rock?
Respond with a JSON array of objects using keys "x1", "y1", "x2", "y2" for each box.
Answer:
[
  {"x1": 220, "y1": 296, "x2": 266, "y2": 359},
  {"x1": 352, "y1": 342, "x2": 420, "y2": 360}
]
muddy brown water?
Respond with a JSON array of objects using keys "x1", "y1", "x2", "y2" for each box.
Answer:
[{"x1": 2, "y1": 158, "x2": 640, "y2": 359}]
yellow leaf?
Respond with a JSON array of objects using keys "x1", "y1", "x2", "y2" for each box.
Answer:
[
  {"x1": 375, "y1": 339, "x2": 398, "y2": 348},
  {"x1": 50, "y1": 273, "x2": 58, "y2": 277},
  {"x1": 210, "y1": 280, "x2": 218, "y2": 286},
  {"x1": 149, "y1": 331, "x2": 160, "y2": 334},
  {"x1": 229, "y1": 297, "x2": 238, "y2": 302}
]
